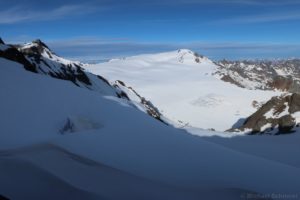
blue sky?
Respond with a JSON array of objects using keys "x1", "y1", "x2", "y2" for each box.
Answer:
[{"x1": 1, "y1": 0, "x2": 300, "y2": 61}]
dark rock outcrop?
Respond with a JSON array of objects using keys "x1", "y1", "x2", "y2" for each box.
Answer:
[
  {"x1": 278, "y1": 115, "x2": 295, "y2": 133},
  {"x1": 268, "y1": 76, "x2": 293, "y2": 91},
  {"x1": 0, "y1": 45, "x2": 37, "y2": 73},
  {"x1": 19, "y1": 39, "x2": 52, "y2": 56},
  {"x1": 11, "y1": 39, "x2": 93, "y2": 86},
  {"x1": 230, "y1": 93, "x2": 300, "y2": 134},
  {"x1": 289, "y1": 93, "x2": 300, "y2": 113},
  {"x1": 114, "y1": 80, "x2": 167, "y2": 124},
  {"x1": 0, "y1": 38, "x2": 4, "y2": 45}
]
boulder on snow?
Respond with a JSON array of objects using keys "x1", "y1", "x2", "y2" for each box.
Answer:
[{"x1": 278, "y1": 115, "x2": 295, "y2": 133}]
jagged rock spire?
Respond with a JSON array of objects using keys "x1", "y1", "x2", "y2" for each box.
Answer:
[{"x1": 19, "y1": 39, "x2": 53, "y2": 55}]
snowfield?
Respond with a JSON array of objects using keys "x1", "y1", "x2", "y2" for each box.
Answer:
[
  {"x1": 87, "y1": 49, "x2": 281, "y2": 132},
  {"x1": 1, "y1": 55, "x2": 300, "y2": 199}
]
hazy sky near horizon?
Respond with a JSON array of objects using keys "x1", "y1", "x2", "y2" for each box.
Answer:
[{"x1": 1, "y1": 0, "x2": 300, "y2": 61}]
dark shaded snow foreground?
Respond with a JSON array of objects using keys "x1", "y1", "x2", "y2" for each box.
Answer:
[{"x1": 1, "y1": 38, "x2": 300, "y2": 200}]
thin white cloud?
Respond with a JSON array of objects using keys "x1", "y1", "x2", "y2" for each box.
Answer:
[
  {"x1": 218, "y1": 0, "x2": 300, "y2": 6},
  {"x1": 0, "y1": 4, "x2": 97, "y2": 24},
  {"x1": 47, "y1": 37, "x2": 133, "y2": 47},
  {"x1": 214, "y1": 11, "x2": 300, "y2": 24}
]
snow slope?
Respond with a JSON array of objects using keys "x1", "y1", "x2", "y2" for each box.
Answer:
[
  {"x1": 1, "y1": 56, "x2": 300, "y2": 199},
  {"x1": 87, "y1": 49, "x2": 280, "y2": 131},
  {"x1": 0, "y1": 39, "x2": 165, "y2": 123}
]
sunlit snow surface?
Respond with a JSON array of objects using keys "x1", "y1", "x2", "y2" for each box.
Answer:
[
  {"x1": 1, "y1": 57, "x2": 300, "y2": 199},
  {"x1": 87, "y1": 50, "x2": 280, "y2": 132}
]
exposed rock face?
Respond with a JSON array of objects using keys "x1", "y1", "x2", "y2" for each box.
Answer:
[
  {"x1": 16, "y1": 40, "x2": 94, "y2": 86},
  {"x1": 114, "y1": 80, "x2": 166, "y2": 124},
  {"x1": 278, "y1": 115, "x2": 295, "y2": 133},
  {"x1": 0, "y1": 46, "x2": 37, "y2": 73},
  {"x1": 215, "y1": 59, "x2": 300, "y2": 93},
  {"x1": 0, "y1": 39, "x2": 118, "y2": 90},
  {"x1": 230, "y1": 93, "x2": 300, "y2": 134},
  {"x1": 0, "y1": 38, "x2": 167, "y2": 124},
  {"x1": 193, "y1": 52, "x2": 205, "y2": 63},
  {"x1": 0, "y1": 38, "x2": 4, "y2": 45},
  {"x1": 17, "y1": 39, "x2": 52, "y2": 56}
]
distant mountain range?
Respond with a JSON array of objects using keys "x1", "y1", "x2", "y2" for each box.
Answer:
[{"x1": 216, "y1": 59, "x2": 300, "y2": 93}]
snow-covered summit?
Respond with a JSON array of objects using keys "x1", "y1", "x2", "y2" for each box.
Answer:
[{"x1": 109, "y1": 49, "x2": 212, "y2": 65}]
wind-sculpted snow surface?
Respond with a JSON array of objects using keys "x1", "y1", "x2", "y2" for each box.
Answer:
[
  {"x1": 88, "y1": 49, "x2": 280, "y2": 131},
  {"x1": 1, "y1": 53, "x2": 300, "y2": 199}
]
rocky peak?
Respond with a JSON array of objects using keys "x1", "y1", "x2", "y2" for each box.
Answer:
[
  {"x1": 176, "y1": 49, "x2": 207, "y2": 63},
  {"x1": 19, "y1": 39, "x2": 53, "y2": 56},
  {"x1": 177, "y1": 49, "x2": 193, "y2": 54},
  {"x1": 0, "y1": 38, "x2": 4, "y2": 45},
  {"x1": 32, "y1": 39, "x2": 50, "y2": 49}
]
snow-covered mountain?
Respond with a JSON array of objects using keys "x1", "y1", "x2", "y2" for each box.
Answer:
[
  {"x1": 2, "y1": 39, "x2": 300, "y2": 199},
  {"x1": 87, "y1": 49, "x2": 280, "y2": 132},
  {"x1": 0, "y1": 39, "x2": 165, "y2": 124}
]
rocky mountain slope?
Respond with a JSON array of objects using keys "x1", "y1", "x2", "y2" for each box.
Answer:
[
  {"x1": 216, "y1": 59, "x2": 300, "y2": 92},
  {"x1": 0, "y1": 38, "x2": 164, "y2": 124},
  {"x1": 230, "y1": 93, "x2": 300, "y2": 134}
]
